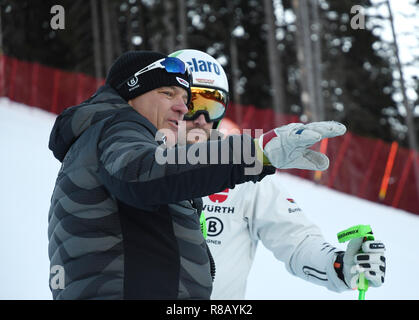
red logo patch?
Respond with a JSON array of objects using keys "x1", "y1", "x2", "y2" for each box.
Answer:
[
  {"x1": 262, "y1": 129, "x2": 278, "y2": 149},
  {"x1": 208, "y1": 189, "x2": 229, "y2": 203}
]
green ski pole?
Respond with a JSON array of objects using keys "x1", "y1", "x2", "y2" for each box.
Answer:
[{"x1": 337, "y1": 225, "x2": 375, "y2": 300}]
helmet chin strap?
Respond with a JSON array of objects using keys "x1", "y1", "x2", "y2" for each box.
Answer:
[{"x1": 213, "y1": 120, "x2": 221, "y2": 129}]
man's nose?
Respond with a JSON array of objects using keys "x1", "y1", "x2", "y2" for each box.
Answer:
[
  {"x1": 193, "y1": 114, "x2": 207, "y2": 127},
  {"x1": 173, "y1": 100, "x2": 189, "y2": 116}
]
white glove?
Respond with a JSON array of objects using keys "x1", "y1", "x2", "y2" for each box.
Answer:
[
  {"x1": 342, "y1": 238, "x2": 386, "y2": 289},
  {"x1": 258, "y1": 121, "x2": 347, "y2": 170}
]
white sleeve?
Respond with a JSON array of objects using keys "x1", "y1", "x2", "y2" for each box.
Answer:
[{"x1": 245, "y1": 174, "x2": 348, "y2": 292}]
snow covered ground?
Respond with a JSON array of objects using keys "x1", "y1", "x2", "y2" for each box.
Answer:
[{"x1": 1, "y1": 97, "x2": 418, "y2": 300}]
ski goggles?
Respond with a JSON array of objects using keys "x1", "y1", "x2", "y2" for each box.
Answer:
[
  {"x1": 117, "y1": 57, "x2": 192, "y2": 89},
  {"x1": 184, "y1": 87, "x2": 228, "y2": 122}
]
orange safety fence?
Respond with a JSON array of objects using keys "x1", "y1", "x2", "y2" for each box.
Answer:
[{"x1": 1, "y1": 54, "x2": 418, "y2": 215}]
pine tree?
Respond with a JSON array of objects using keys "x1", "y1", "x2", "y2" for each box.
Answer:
[
  {"x1": 1, "y1": 0, "x2": 414, "y2": 149},
  {"x1": 316, "y1": 0, "x2": 398, "y2": 143}
]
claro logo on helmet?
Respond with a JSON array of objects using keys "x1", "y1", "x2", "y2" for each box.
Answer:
[{"x1": 186, "y1": 58, "x2": 221, "y2": 75}]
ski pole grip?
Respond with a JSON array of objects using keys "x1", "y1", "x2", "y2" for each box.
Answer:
[
  {"x1": 336, "y1": 225, "x2": 374, "y2": 300},
  {"x1": 337, "y1": 224, "x2": 373, "y2": 243}
]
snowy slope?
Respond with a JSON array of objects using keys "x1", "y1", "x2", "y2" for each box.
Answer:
[
  {"x1": 1, "y1": 97, "x2": 418, "y2": 300},
  {"x1": 0, "y1": 98, "x2": 61, "y2": 299}
]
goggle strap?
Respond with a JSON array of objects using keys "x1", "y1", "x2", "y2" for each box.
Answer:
[
  {"x1": 117, "y1": 57, "x2": 189, "y2": 90},
  {"x1": 134, "y1": 59, "x2": 163, "y2": 77}
]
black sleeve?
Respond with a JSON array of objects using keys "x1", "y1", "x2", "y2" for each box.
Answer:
[{"x1": 97, "y1": 115, "x2": 274, "y2": 209}]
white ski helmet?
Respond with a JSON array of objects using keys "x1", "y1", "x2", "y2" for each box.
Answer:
[
  {"x1": 170, "y1": 49, "x2": 229, "y2": 93},
  {"x1": 169, "y1": 49, "x2": 229, "y2": 128}
]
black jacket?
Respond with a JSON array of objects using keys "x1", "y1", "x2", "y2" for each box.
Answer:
[{"x1": 48, "y1": 85, "x2": 274, "y2": 299}]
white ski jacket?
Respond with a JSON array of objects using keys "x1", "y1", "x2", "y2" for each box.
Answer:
[{"x1": 203, "y1": 172, "x2": 348, "y2": 299}]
